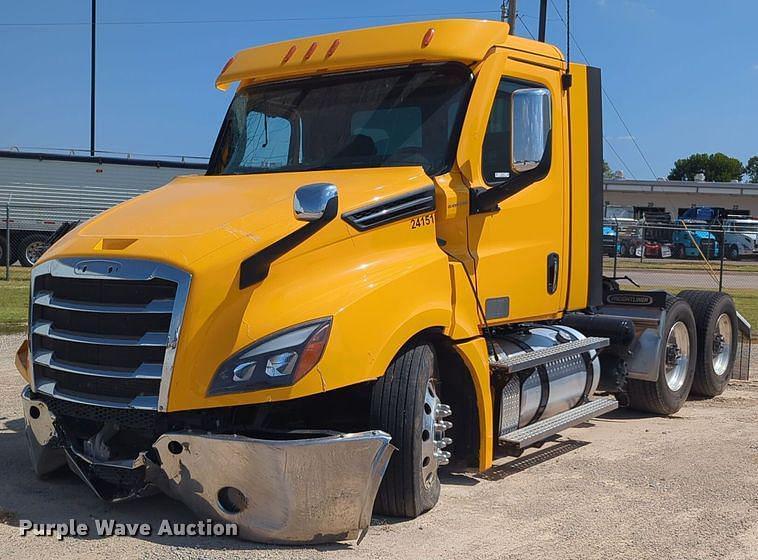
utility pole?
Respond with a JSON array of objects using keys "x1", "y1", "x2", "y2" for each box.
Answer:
[
  {"x1": 538, "y1": 0, "x2": 548, "y2": 41},
  {"x1": 90, "y1": 0, "x2": 96, "y2": 156},
  {"x1": 502, "y1": 0, "x2": 517, "y2": 35}
]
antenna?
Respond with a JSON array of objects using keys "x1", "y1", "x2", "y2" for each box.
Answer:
[
  {"x1": 566, "y1": 0, "x2": 571, "y2": 68},
  {"x1": 562, "y1": 0, "x2": 572, "y2": 88}
]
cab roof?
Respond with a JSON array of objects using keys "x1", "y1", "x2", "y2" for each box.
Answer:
[{"x1": 215, "y1": 19, "x2": 564, "y2": 91}]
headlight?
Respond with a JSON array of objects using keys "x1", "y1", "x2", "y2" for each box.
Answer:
[{"x1": 208, "y1": 318, "x2": 332, "y2": 396}]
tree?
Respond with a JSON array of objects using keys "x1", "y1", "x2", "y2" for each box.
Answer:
[
  {"x1": 603, "y1": 160, "x2": 614, "y2": 179},
  {"x1": 668, "y1": 152, "x2": 745, "y2": 182},
  {"x1": 746, "y1": 156, "x2": 758, "y2": 183}
]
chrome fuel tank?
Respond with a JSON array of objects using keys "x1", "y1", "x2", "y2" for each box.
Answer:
[{"x1": 491, "y1": 325, "x2": 600, "y2": 433}]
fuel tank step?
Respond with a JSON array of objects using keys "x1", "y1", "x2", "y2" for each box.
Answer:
[
  {"x1": 498, "y1": 397, "x2": 618, "y2": 453},
  {"x1": 489, "y1": 336, "x2": 610, "y2": 374}
]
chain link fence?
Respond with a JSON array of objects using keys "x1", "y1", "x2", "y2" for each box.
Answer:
[
  {"x1": 1, "y1": 203, "x2": 94, "y2": 279},
  {"x1": 604, "y1": 216, "x2": 756, "y2": 380},
  {"x1": 603, "y1": 216, "x2": 758, "y2": 291}
]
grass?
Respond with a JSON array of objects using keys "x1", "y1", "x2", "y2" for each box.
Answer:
[
  {"x1": 628, "y1": 284, "x2": 758, "y2": 338},
  {"x1": 603, "y1": 256, "x2": 758, "y2": 273},
  {"x1": 729, "y1": 289, "x2": 758, "y2": 333},
  {"x1": 0, "y1": 268, "x2": 29, "y2": 334}
]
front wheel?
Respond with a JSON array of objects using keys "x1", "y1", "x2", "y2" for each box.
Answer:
[
  {"x1": 627, "y1": 297, "x2": 696, "y2": 415},
  {"x1": 726, "y1": 244, "x2": 740, "y2": 261},
  {"x1": 370, "y1": 342, "x2": 452, "y2": 518}
]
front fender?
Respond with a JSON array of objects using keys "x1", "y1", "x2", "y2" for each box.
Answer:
[{"x1": 167, "y1": 221, "x2": 454, "y2": 411}]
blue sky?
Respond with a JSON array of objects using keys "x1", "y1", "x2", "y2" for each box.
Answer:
[{"x1": 1, "y1": 0, "x2": 756, "y2": 179}]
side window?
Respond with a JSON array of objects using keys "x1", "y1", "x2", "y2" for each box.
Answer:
[
  {"x1": 238, "y1": 111, "x2": 294, "y2": 169},
  {"x1": 481, "y1": 78, "x2": 552, "y2": 185}
]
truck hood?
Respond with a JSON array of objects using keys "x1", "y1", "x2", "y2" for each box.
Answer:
[{"x1": 44, "y1": 167, "x2": 434, "y2": 268}]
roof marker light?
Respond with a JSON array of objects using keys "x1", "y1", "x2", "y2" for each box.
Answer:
[
  {"x1": 282, "y1": 45, "x2": 297, "y2": 65},
  {"x1": 422, "y1": 27, "x2": 435, "y2": 48},
  {"x1": 326, "y1": 39, "x2": 340, "y2": 58},
  {"x1": 219, "y1": 56, "x2": 235, "y2": 75},
  {"x1": 304, "y1": 42, "x2": 318, "y2": 61},
  {"x1": 215, "y1": 56, "x2": 236, "y2": 90}
]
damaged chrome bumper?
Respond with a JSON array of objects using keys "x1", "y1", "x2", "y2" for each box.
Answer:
[{"x1": 21, "y1": 386, "x2": 394, "y2": 544}]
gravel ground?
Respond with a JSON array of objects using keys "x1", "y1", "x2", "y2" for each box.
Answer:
[{"x1": 1, "y1": 333, "x2": 756, "y2": 560}]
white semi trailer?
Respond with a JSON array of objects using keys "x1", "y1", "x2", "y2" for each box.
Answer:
[{"x1": 0, "y1": 151, "x2": 206, "y2": 266}]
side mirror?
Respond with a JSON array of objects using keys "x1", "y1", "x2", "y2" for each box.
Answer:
[
  {"x1": 511, "y1": 88, "x2": 551, "y2": 174},
  {"x1": 293, "y1": 183, "x2": 338, "y2": 222},
  {"x1": 473, "y1": 88, "x2": 552, "y2": 214}
]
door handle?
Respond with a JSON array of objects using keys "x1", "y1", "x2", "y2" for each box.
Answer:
[{"x1": 547, "y1": 253, "x2": 559, "y2": 294}]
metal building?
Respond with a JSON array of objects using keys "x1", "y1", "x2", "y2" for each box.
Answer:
[
  {"x1": 0, "y1": 150, "x2": 206, "y2": 265},
  {"x1": 604, "y1": 179, "x2": 758, "y2": 218}
]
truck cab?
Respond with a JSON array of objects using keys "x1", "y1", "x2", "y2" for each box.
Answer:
[
  {"x1": 672, "y1": 219, "x2": 720, "y2": 259},
  {"x1": 16, "y1": 19, "x2": 749, "y2": 544},
  {"x1": 723, "y1": 218, "x2": 758, "y2": 260}
]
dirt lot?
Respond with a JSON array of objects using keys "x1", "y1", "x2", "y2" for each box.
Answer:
[{"x1": 1, "y1": 333, "x2": 756, "y2": 560}]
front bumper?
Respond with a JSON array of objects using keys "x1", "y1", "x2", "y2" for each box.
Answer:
[{"x1": 21, "y1": 386, "x2": 394, "y2": 544}]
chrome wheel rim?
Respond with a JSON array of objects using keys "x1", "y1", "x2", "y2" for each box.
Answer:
[
  {"x1": 420, "y1": 379, "x2": 452, "y2": 488},
  {"x1": 25, "y1": 241, "x2": 47, "y2": 264},
  {"x1": 664, "y1": 321, "x2": 690, "y2": 392},
  {"x1": 712, "y1": 313, "x2": 733, "y2": 376}
]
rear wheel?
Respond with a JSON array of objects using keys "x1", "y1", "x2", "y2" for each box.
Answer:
[
  {"x1": 370, "y1": 342, "x2": 452, "y2": 518},
  {"x1": 17, "y1": 233, "x2": 49, "y2": 267},
  {"x1": 726, "y1": 244, "x2": 740, "y2": 261},
  {"x1": 627, "y1": 297, "x2": 696, "y2": 415},
  {"x1": 0, "y1": 235, "x2": 15, "y2": 266},
  {"x1": 677, "y1": 290, "x2": 738, "y2": 397}
]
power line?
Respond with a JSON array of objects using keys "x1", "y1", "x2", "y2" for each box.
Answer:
[
  {"x1": 547, "y1": 0, "x2": 658, "y2": 179},
  {"x1": 604, "y1": 138, "x2": 636, "y2": 179},
  {"x1": 0, "y1": 10, "x2": 498, "y2": 28},
  {"x1": 516, "y1": 14, "x2": 536, "y2": 39},
  {"x1": 517, "y1": 6, "x2": 631, "y2": 178}
]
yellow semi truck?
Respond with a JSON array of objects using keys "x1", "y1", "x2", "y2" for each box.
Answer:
[{"x1": 15, "y1": 19, "x2": 750, "y2": 544}]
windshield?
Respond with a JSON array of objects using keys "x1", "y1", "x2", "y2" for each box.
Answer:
[
  {"x1": 729, "y1": 221, "x2": 758, "y2": 233},
  {"x1": 207, "y1": 64, "x2": 473, "y2": 177}
]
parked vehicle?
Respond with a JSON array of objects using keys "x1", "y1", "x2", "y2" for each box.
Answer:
[
  {"x1": 0, "y1": 151, "x2": 206, "y2": 266},
  {"x1": 671, "y1": 220, "x2": 720, "y2": 259},
  {"x1": 15, "y1": 19, "x2": 750, "y2": 545},
  {"x1": 723, "y1": 218, "x2": 758, "y2": 260},
  {"x1": 602, "y1": 225, "x2": 621, "y2": 256},
  {"x1": 634, "y1": 240, "x2": 672, "y2": 259}
]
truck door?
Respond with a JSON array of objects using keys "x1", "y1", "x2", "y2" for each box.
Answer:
[{"x1": 465, "y1": 53, "x2": 567, "y2": 324}]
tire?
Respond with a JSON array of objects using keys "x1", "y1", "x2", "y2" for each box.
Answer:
[
  {"x1": 0, "y1": 235, "x2": 15, "y2": 266},
  {"x1": 726, "y1": 244, "x2": 740, "y2": 261},
  {"x1": 620, "y1": 242, "x2": 630, "y2": 257},
  {"x1": 370, "y1": 342, "x2": 451, "y2": 518},
  {"x1": 17, "y1": 233, "x2": 49, "y2": 267},
  {"x1": 672, "y1": 244, "x2": 685, "y2": 259},
  {"x1": 677, "y1": 290, "x2": 738, "y2": 397},
  {"x1": 627, "y1": 296, "x2": 697, "y2": 415}
]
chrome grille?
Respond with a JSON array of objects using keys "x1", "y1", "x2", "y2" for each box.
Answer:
[{"x1": 30, "y1": 258, "x2": 191, "y2": 411}]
